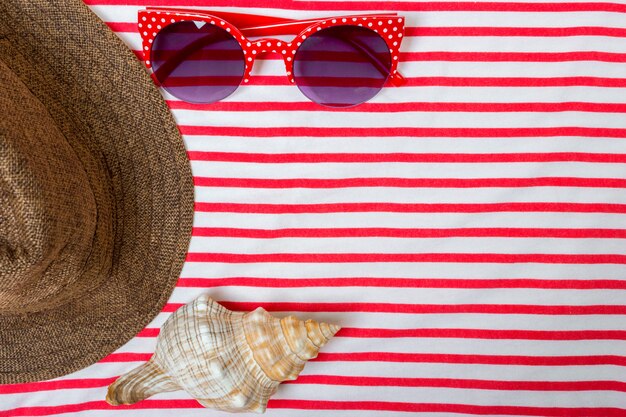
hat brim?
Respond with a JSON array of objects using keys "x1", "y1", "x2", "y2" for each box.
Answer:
[{"x1": 0, "y1": 0, "x2": 193, "y2": 383}]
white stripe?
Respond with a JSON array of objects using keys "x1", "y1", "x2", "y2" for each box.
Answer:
[
  {"x1": 193, "y1": 212, "x2": 626, "y2": 229},
  {"x1": 168, "y1": 286, "x2": 626, "y2": 306},
  {"x1": 141, "y1": 385, "x2": 626, "y2": 408},
  {"x1": 175, "y1": 110, "x2": 626, "y2": 129},
  {"x1": 119, "y1": 31, "x2": 626, "y2": 53},
  {"x1": 194, "y1": 187, "x2": 626, "y2": 205},
  {"x1": 401, "y1": 36, "x2": 626, "y2": 53},
  {"x1": 187, "y1": 236, "x2": 626, "y2": 255},
  {"x1": 183, "y1": 136, "x2": 626, "y2": 155},
  {"x1": 307, "y1": 361, "x2": 626, "y2": 382},
  {"x1": 246, "y1": 60, "x2": 626, "y2": 79},
  {"x1": 169, "y1": 85, "x2": 626, "y2": 103},
  {"x1": 110, "y1": 333, "x2": 626, "y2": 356},
  {"x1": 52, "y1": 360, "x2": 626, "y2": 383},
  {"x1": 147, "y1": 311, "x2": 626, "y2": 331},
  {"x1": 190, "y1": 161, "x2": 626, "y2": 179},
  {"x1": 181, "y1": 261, "x2": 626, "y2": 280},
  {"x1": 243, "y1": 58, "x2": 626, "y2": 78},
  {"x1": 334, "y1": 337, "x2": 626, "y2": 356},
  {"x1": 92, "y1": 6, "x2": 626, "y2": 28},
  {"x1": 5, "y1": 386, "x2": 626, "y2": 413},
  {"x1": 274, "y1": 386, "x2": 626, "y2": 408}
]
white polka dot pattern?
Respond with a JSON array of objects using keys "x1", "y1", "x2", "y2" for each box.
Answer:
[{"x1": 137, "y1": 10, "x2": 404, "y2": 87}]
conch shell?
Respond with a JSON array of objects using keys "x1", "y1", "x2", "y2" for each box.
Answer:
[{"x1": 106, "y1": 294, "x2": 340, "y2": 413}]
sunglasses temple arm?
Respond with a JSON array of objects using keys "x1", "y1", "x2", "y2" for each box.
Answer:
[
  {"x1": 238, "y1": 15, "x2": 398, "y2": 37},
  {"x1": 390, "y1": 71, "x2": 407, "y2": 86},
  {"x1": 147, "y1": 8, "x2": 301, "y2": 31},
  {"x1": 154, "y1": 9, "x2": 398, "y2": 37},
  {"x1": 150, "y1": 72, "x2": 159, "y2": 86}
]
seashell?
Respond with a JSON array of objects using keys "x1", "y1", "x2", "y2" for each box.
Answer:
[{"x1": 105, "y1": 294, "x2": 340, "y2": 413}]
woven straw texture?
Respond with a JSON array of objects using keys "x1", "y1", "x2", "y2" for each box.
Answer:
[{"x1": 0, "y1": 0, "x2": 194, "y2": 384}]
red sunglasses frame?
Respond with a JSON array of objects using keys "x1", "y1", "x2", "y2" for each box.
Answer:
[{"x1": 138, "y1": 8, "x2": 407, "y2": 93}]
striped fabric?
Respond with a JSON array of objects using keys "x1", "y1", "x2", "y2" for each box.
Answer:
[{"x1": 2, "y1": 0, "x2": 626, "y2": 416}]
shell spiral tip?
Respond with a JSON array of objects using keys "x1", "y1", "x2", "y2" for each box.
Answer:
[
  {"x1": 105, "y1": 384, "x2": 121, "y2": 406},
  {"x1": 105, "y1": 360, "x2": 178, "y2": 406}
]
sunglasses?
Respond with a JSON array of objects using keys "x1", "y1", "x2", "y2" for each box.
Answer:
[{"x1": 138, "y1": 8, "x2": 406, "y2": 107}]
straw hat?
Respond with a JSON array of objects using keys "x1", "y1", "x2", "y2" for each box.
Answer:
[{"x1": 0, "y1": 0, "x2": 194, "y2": 383}]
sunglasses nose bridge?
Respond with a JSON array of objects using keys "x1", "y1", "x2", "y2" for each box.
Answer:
[
  {"x1": 247, "y1": 38, "x2": 296, "y2": 83},
  {"x1": 250, "y1": 37, "x2": 285, "y2": 53}
]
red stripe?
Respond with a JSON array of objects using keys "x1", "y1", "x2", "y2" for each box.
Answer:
[
  {"x1": 135, "y1": 50, "x2": 626, "y2": 66},
  {"x1": 170, "y1": 101, "x2": 626, "y2": 113},
  {"x1": 137, "y1": 326, "x2": 626, "y2": 340},
  {"x1": 317, "y1": 352, "x2": 626, "y2": 366},
  {"x1": 180, "y1": 126, "x2": 626, "y2": 137},
  {"x1": 137, "y1": 328, "x2": 160, "y2": 337},
  {"x1": 177, "y1": 277, "x2": 626, "y2": 290},
  {"x1": 91, "y1": 350, "x2": 626, "y2": 367},
  {"x1": 3, "y1": 399, "x2": 625, "y2": 417},
  {"x1": 166, "y1": 302, "x2": 626, "y2": 315},
  {"x1": 185, "y1": 252, "x2": 626, "y2": 264},
  {"x1": 187, "y1": 151, "x2": 626, "y2": 163},
  {"x1": 192, "y1": 226, "x2": 626, "y2": 239},
  {"x1": 406, "y1": 76, "x2": 626, "y2": 87},
  {"x1": 219, "y1": 75, "x2": 626, "y2": 87},
  {"x1": 139, "y1": 50, "x2": 626, "y2": 63},
  {"x1": 407, "y1": 26, "x2": 626, "y2": 37},
  {"x1": 4, "y1": 375, "x2": 625, "y2": 394},
  {"x1": 289, "y1": 75, "x2": 387, "y2": 89},
  {"x1": 194, "y1": 177, "x2": 626, "y2": 188},
  {"x1": 193, "y1": 202, "x2": 626, "y2": 214},
  {"x1": 270, "y1": 399, "x2": 626, "y2": 416},
  {"x1": 294, "y1": 375, "x2": 626, "y2": 391},
  {"x1": 99, "y1": 352, "x2": 152, "y2": 362},
  {"x1": 158, "y1": 75, "x2": 247, "y2": 88},
  {"x1": 83, "y1": 0, "x2": 626, "y2": 13},
  {"x1": 0, "y1": 401, "x2": 198, "y2": 417},
  {"x1": 163, "y1": 73, "x2": 374, "y2": 87},
  {"x1": 105, "y1": 22, "x2": 136, "y2": 32},
  {"x1": 105, "y1": 21, "x2": 133, "y2": 31},
  {"x1": 341, "y1": 328, "x2": 626, "y2": 340},
  {"x1": 0, "y1": 378, "x2": 115, "y2": 394},
  {"x1": 111, "y1": 23, "x2": 626, "y2": 38}
]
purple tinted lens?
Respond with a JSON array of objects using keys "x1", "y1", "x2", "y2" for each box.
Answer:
[
  {"x1": 293, "y1": 25, "x2": 392, "y2": 107},
  {"x1": 151, "y1": 21, "x2": 245, "y2": 103}
]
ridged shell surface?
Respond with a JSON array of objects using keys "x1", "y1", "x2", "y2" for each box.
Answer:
[{"x1": 106, "y1": 294, "x2": 340, "y2": 413}]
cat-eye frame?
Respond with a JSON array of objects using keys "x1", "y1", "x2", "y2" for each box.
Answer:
[{"x1": 139, "y1": 8, "x2": 406, "y2": 107}]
